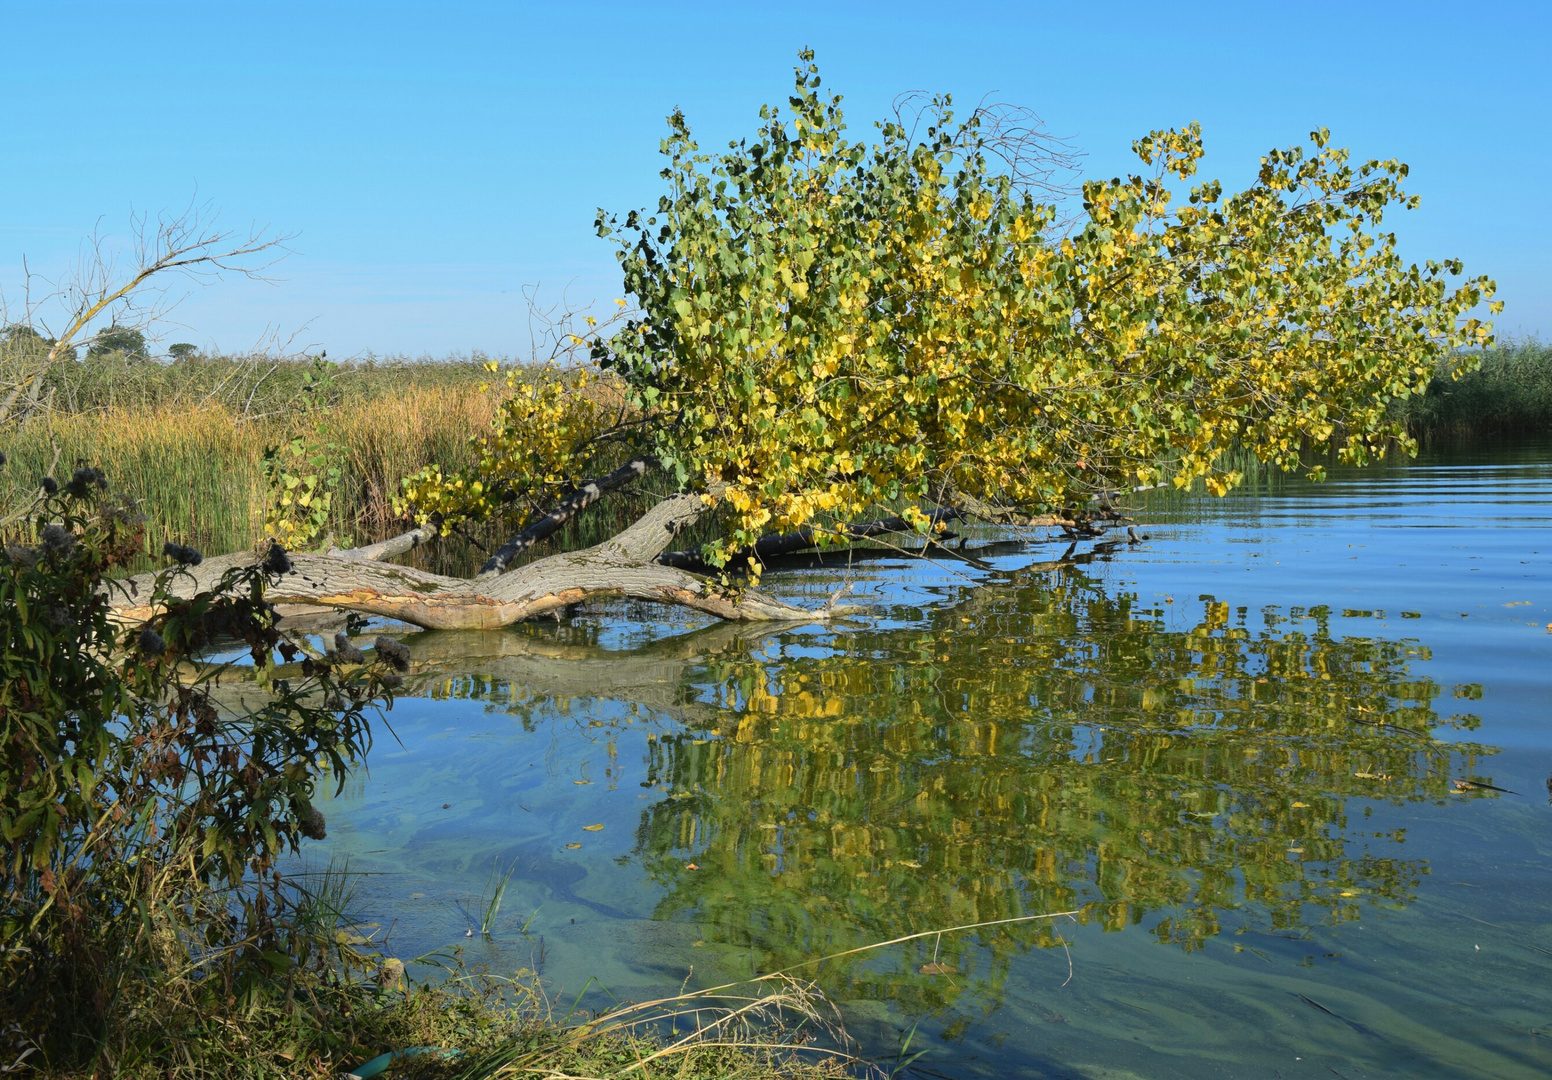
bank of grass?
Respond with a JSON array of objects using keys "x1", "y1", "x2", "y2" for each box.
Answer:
[
  {"x1": 1, "y1": 353, "x2": 724, "y2": 574},
  {"x1": 34, "y1": 939, "x2": 856, "y2": 1080},
  {"x1": 1395, "y1": 338, "x2": 1552, "y2": 440},
  {"x1": 16, "y1": 851, "x2": 855, "y2": 1080}
]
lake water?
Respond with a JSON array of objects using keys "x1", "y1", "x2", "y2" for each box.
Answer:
[{"x1": 310, "y1": 441, "x2": 1552, "y2": 1079}]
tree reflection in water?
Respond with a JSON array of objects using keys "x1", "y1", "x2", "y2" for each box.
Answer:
[{"x1": 404, "y1": 561, "x2": 1493, "y2": 1023}]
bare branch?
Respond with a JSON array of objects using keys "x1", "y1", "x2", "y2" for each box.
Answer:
[{"x1": 1, "y1": 202, "x2": 292, "y2": 425}]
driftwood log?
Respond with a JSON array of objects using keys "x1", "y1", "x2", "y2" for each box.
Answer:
[{"x1": 106, "y1": 459, "x2": 1110, "y2": 632}]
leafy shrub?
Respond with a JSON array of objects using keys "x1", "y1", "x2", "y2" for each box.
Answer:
[{"x1": 0, "y1": 464, "x2": 398, "y2": 1070}]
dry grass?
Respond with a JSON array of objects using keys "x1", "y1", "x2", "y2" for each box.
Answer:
[{"x1": 0, "y1": 383, "x2": 507, "y2": 570}]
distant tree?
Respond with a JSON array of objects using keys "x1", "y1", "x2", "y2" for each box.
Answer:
[
  {"x1": 2, "y1": 324, "x2": 47, "y2": 347},
  {"x1": 87, "y1": 325, "x2": 149, "y2": 360},
  {"x1": 0, "y1": 204, "x2": 288, "y2": 425},
  {"x1": 1, "y1": 324, "x2": 74, "y2": 360},
  {"x1": 167, "y1": 342, "x2": 199, "y2": 361}
]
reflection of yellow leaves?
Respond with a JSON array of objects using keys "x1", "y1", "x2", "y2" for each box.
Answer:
[
  {"x1": 565, "y1": 843, "x2": 582, "y2": 850},
  {"x1": 1504, "y1": 601, "x2": 1531, "y2": 607},
  {"x1": 582, "y1": 823, "x2": 604, "y2": 831}
]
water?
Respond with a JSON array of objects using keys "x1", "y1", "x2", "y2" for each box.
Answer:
[{"x1": 310, "y1": 441, "x2": 1552, "y2": 1079}]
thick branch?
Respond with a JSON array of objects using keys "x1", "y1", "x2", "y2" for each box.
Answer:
[
  {"x1": 339, "y1": 522, "x2": 440, "y2": 562},
  {"x1": 110, "y1": 497, "x2": 856, "y2": 631},
  {"x1": 477, "y1": 456, "x2": 656, "y2": 578}
]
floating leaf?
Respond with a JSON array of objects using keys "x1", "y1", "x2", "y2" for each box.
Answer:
[{"x1": 582, "y1": 823, "x2": 604, "y2": 832}]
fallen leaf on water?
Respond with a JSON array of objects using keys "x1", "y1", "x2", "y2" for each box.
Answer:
[
  {"x1": 685, "y1": 862, "x2": 700, "y2": 871},
  {"x1": 582, "y1": 823, "x2": 604, "y2": 832},
  {"x1": 565, "y1": 843, "x2": 582, "y2": 850},
  {"x1": 919, "y1": 962, "x2": 957, "y2": 975},
  {"x1": 1505, "y1": 601, "x2": 1531, "y2": 607},
  {"x1": 574, "y1": 780, "x2": 592, "y2": 785}
]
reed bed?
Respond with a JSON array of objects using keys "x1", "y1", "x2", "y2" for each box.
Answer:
[
  {"x1": 0, "y1": 382, "x2": 508, "y2": 571},
  {"x1": 1396, "y1": 338, "x2": 1552, "y2": 440}
]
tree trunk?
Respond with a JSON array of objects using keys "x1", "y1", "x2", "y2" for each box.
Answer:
[{"x1": 109, "y1": 493, "x2": 861, "y2": 630}]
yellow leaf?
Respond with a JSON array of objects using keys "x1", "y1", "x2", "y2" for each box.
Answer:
[{"x1": 582, "y1": 823, "x2": 604, "y2": 832}]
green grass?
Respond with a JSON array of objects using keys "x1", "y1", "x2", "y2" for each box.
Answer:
[
  {"x1": 0, "y1": 352, "x2": 734, "y2": 576},
  {"x1": 1397, "y1": 338, "x2": 1552, "y2": 440}
]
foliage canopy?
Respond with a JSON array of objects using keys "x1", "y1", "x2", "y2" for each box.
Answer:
[{"x1": 407, "y1": 51, "x2": 1498, "y2": 570}]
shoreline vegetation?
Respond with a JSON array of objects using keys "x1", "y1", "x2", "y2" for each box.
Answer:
[
  {"x1": 1392, "y1": 338, "x2": 1552, "y2": 440},
  {"x1": 1, "y1": 340, "x2": 1545, "y2": 568}
]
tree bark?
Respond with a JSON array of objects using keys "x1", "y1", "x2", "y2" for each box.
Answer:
[
  {"x1": 109, "y1": 493, "x2": 861, "y2": 631},
  {"x1": 478, "y1": 455, "x2": 656, "y2": 578}
]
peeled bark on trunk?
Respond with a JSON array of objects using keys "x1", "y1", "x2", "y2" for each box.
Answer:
[{"x1": 109, "y1": 493, "x2": 861, "y2": 630}]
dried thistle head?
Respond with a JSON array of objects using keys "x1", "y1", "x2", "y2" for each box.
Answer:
[
  {"x1": 39, "y1": 524, "x2": 76, "y2": 558},
  {"x1": 64, "y1": 467, "x2": 108, "y2": 498},
  {"x1": 332, "y1": 632, "x2": 365, "y2": 665},
  {"x1": 299, "y1": 804, "x2": 327, "y2": 841},
  {"x1": 137, "y1": 627, "x2": 167, "y2": 657},
  {"x1": 262, "y1": 543, "x2": 292, "y2": 576},
  {"x1": 373, "y1": 636, "x2": 411, "y2": 672},
  {"x1": 5, "y1": 545, "x2": 38, "y2": 570},
  {"x1": 162, "y1": 541, "x2": 204, "y2": 567}
]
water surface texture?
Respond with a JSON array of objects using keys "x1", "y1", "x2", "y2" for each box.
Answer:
[{"x1": 313, "y1": 441, "x2": 1552, "y2": 1079}]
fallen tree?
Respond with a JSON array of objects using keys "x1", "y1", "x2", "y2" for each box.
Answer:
[
  {"x1": 111, "y1": 489, "x2": 869, "y2": 630},
  {"x1": 103, "y1": 52, "x2": 1496, "y2": 632}
]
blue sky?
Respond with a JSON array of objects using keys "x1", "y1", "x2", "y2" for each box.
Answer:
[{"x1": 3, "y1": 0, "x2": 1548, "y2": 356}]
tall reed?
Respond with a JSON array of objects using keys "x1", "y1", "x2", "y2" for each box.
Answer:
[
  {"x1": 1397, "y1": 338, "x2": 1552, "y2": 439},
  {"x1": 0, "y1": 383, "x2": 507, "y2": 570}
]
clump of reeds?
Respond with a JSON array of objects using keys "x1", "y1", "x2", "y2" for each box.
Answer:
[
  {"x1": 1397, "y1": 338, "x2": 1552, "y2": 439},
  {"x1": 0, "y1": 379, "x2": 509, "y2": 572},
  {"x1": 0, "y1": 353, "x2": 730, "y2": 576}
]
